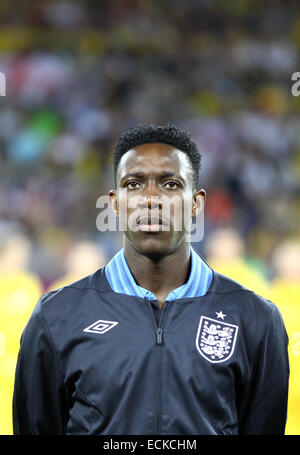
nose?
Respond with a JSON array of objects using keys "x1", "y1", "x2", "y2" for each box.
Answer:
[{"x1": 140, "y1": 181, "x2": 162, "y2": 210}]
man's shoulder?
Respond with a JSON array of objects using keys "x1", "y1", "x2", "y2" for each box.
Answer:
[
  {"x1": 208, "y1": 269, "x2": 277, "y2": 317},
  {"x1": 36, "y1": 266, "x2": 112, "y2": 313}
]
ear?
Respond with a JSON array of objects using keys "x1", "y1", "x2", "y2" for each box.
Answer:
[
  {"x1": 108, "y1": 189, "x2": 118, "y2": 217},
  {"x1": 192, "y1": 189, "x2": 206, "y2": 217}
]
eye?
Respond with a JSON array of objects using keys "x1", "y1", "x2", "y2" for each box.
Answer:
[
  {"x1": 126, "y1": 181, "x2": 141, "y2": 189},
  {"x1": 164, "y1": 181, "x2": 181, "y2": 189}
]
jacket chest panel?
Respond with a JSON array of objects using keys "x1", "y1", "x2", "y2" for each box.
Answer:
[{"x1": 60, "y1": 298, "x2": 241, "y2": 433}]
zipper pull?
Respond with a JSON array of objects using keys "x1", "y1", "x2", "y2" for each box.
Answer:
[{"x1": 156, "y1": 328, "x2": 163, "y2": 345}]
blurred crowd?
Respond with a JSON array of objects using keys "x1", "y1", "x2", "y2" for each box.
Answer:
[{"x1": 0, "y1": 0, "x2": 299, "y2": 435}]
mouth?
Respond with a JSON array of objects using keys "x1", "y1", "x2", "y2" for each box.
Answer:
[{"x1": 137, "y1": 215, "x2": 169, "y2": 232}]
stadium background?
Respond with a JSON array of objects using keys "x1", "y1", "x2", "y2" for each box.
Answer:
[{"x1": 0, "y1": 0, "x2": 299, "y2": 435}]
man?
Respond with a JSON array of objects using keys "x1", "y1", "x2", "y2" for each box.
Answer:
[{"x1": 13, "y1": 123, "x2": 289, "y2": 435}]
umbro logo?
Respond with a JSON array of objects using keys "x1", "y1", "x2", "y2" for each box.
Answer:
[{"x1": 83, "y1": 319, "x2": 118, "y2": 334}]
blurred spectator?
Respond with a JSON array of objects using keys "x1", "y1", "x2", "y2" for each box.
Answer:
[
  {"x1": 205, "y1": 227, "x2": 270, "y2": 298},
  {"x1": 270, "y1": 240, "x2": 300, "y2": 435},
  {"x1": 47, "y1": 240, "x2": 107, "y2": 291},
  {"x1": 0, "y1": 222, "x2": 42, "y2": 435}
]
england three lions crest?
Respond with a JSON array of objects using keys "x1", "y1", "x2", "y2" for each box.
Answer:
[{"x1": 195, "y1": 316, "x2": 239, "y2": 363}]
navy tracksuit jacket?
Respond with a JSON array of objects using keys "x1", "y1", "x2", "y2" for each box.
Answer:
[{"x1": 13, "y1": 261, "x2": 289, "y2": 435}]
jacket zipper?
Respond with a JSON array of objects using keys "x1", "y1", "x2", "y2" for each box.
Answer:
[
  {"x1": 155, "y1": 326, "x2": 163, "y2": 434},
  {"x1": 154, "y1": 301, "x2": 171, "y2": 435},
  {"x1": 156, "y1": 328, "x2": 163, "y2": 344}
]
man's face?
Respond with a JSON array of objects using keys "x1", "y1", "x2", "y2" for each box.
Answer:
[{"x1": 109, "y1": 143, "x2": 205, "y2": 257}]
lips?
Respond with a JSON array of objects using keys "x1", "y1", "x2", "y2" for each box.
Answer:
[
  {"x1": 137, "y1": 216, "x2": 168, "y2": 232},
  {"x1": 138, "y1": 215, "x2": 168, "y2": 226}
]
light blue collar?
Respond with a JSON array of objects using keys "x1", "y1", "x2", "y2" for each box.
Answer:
[{"x1": 105, "y1": 246, "x2": 212, "y2": 300}]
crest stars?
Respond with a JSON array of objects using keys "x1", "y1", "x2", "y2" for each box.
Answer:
[{"x1": 216, "y1": 310, "x2": 226, "y2": 320}]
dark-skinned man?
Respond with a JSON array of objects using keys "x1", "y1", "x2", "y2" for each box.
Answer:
[{"x1": 13, "y1": 123, "x2": 289, "y2": 435}]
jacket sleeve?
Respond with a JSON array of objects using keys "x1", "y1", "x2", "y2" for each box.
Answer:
[
  {"x1": 237, "y1": 303, "x2": 289, "y2": 434},
  {"x1": 13, "y1": 300, "x2": 68, "y2": 434}
]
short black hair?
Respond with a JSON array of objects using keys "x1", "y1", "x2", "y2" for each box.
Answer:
[{"x1": 113, "y1": 123, "x2": 201, "y2": 189}]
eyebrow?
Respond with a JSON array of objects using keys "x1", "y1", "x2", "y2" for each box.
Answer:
[{"x1": 120, "y1": 171, "x2": 186, "y2": 183}]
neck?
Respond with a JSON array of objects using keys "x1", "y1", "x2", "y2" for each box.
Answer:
[{"x1": 123, "y1": 240, "x2": 191, "y2": 303}]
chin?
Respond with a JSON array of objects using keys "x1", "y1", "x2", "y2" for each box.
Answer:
[
  {"x1": 128, "y1": 232, "x2": 185, "y2": 259},
  {"x1": 136, "y1": 239, "x2": 170, "y2": 256}
]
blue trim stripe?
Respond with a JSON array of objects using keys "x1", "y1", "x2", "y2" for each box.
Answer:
[
  {"x1": 120, "y1": 250, "x2": 145, "y2": 298},
  {"x1": 105, "y1": 246, "x2": 212, "y2": 300},
  {"x1": 175, "y1": 247, "x2": 197, "y2": 299},
  {"x1": 117, "y1": 250, "x2": 143, "y2": 294}
]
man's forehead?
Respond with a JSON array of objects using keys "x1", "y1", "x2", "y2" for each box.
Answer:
[{"x1": 117, "y1": 143, "x2": 191, "y2": 174}]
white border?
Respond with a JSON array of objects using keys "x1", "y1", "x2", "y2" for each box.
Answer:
[
  {"x1": 195, "y1": 316, "x2": 239, "y2": 364},
  {"x1": 83, "y1": 319, "x2": 119, "y2": 334}
]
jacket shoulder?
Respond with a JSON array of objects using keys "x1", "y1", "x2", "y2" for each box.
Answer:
[
  {"x1": 35, "y1": 266, "x2": 111, "y2": 312},
  {"x1": 209, "y1": 269, "x2": 258, "y2": 294},
  {"x1": 209, "y1": 270, "x2": 278, "y2": 317}
]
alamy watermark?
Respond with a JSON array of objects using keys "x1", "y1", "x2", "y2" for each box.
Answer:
[
  {"x1": 291, "y1": 72, "x2": 300, "y2": 96},
  {"x1": 96, "y1": 192, "x2": 205, "y2": 242},
  {"x1": 0, "y1": 72, "x2": 6, "y2": 96}
]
